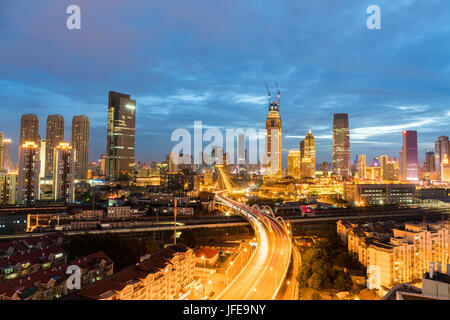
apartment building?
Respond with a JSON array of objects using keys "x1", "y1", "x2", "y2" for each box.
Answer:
[
  {"x1": 337, "y1": 220, "x2": 450, "y2": 291},
  {"x1": 76, "y1": 244, "x2": 195, "y2": 300}
]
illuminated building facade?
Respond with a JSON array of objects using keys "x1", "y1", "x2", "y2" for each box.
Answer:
[
  {"x1": 265, "y1": 86, "x2": 282, "y2": 177},
  {"x1": 0, "y1": 172, "x2": 16, "y2": 205},
  {"x1": 45, "y1": 115, "x2": 64, "y2": 177},
  {"x1": 2, "y1": 138, "x2": 11, "y2": 171},
  {"x1": 355, "y1": 184, "x2": 415, "y2": 205},
  {"x1": 332, "y1": 113, "x2": 350, "y2": 177},
  {"x1": 72, "y1": 115, "x2": 90, "y2": 179},
  {"x1": 357, "y1": 154, "x2": 366, "y2": 179},
  {"x1": 20, "y1": 114, "x2": 39, "y2": 145},
  {"x1": 53, "y1": 142, "x2": 75, "y2": 203},
  {"x1": 0, "y1": 132, "x2": 3, "y2": 171},
  {"x1": 106, "y1": 91, "x2": 136, "y2": 181},
  {"x1": 435, "y1": 136, "x2": 449, "y2": 174},
  {"x1": 441, "y1": 154, "x2": 450, "y2": 181},
  {"x1": 287, "y1": 150, "x2": 301, "y2": 179},
  {"x1": 300, "y1": 130, "x2": 316, "y2": 179},
  {"x1": 401, "y1": 130, "x2": 419, "y2": 181},
  {"x1": 17, "y1": 141, "x2": 40, "y2": 205},
  {"x1": 425, "y1": 152, "x2": 436, "y2": 173}
]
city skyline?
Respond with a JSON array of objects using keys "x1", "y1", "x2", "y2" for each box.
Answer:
[{"x1": 0, "y1": 1, "x2": 449, "y2": 165}]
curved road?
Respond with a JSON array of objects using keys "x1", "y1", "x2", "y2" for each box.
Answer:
[{"x1": 215, "y1": 193, "x2": 292, "y2": 300}]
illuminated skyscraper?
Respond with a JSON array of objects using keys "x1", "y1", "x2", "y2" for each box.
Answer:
[
  {"x1": 72, "y1": 115, "x2": 90, "y2": 179},
  {"x1": 45, "y1": 115, "x2": 65, "y2": 177},
  {"x1": 299, "y1": 130, "x2": 316, "y2": 179},
  {"x1": 358, "y1": 154, "x2": 366, "y2": 179},
  {"x1": 287, "y1": 150, "x2": 301, "y2": 179},
  {"x1": 402, "y1": 130, "x2": 419, "y2": 181},
  {"x1": 106, "y1": 91, "x2": 136, "y2": 181},
  {"x1": 265, "y1": 85, "x2": 282, "y2": 176},
  {"x1": 2, "y1": 138, "x2": 12, "y2": 171},
  {"x1": 0, "y1": 132, "x2": 4, "y2": 171},
  {"x1": 53, "y1": 142, "x2": 75, "y2": 203},
  {"x1": 425, "y1": 151, "x2": 436, "y2": 172},
  {"x1": 435, "y1": 136, "x2": 449, "y2": 174},
  {"x1": 20, "y1": 114, "x2": 39, "y2": 145},
  {"x1": 441, "y1": 154, "x2": 450, "y2": 181},
  {"x1": 332, "y1": 113, "x2": 350, "y2": 177},
  {"x1": 238, "y1": 133, "x2": 245, "y2": 166},
  {"x1": 17, "y1": 141, "x2": 40, "y2": 205}
]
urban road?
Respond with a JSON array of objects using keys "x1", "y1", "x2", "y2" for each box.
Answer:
[{"x1": 0, "y1": 207, "x2": 446, "y2": 241}]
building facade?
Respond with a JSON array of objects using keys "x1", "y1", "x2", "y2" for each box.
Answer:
[
  {"x1": 45, "y1": 115, "x2": 65, "y2": 177},
  {"x1": 17, "y1": 142, "x2": 40, "y2": 205},
  {"x1": 106, "y1": 91, "x2": 136, "y2": 181},
  {"x1": 53, "y1": 142, "x2": 75, "y2": 203},
  {"x1": 72, "y1": 115, "x2": 90, "y2": 179},
  {"x1": 332, "y1": 113, "x2": 350, "y2": 177},
  {"x1": 20, "y1": 114, "x2": 40, "y2": 145}
]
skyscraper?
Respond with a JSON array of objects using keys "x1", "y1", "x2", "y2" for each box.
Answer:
[
  {"x1": 2, "y1": 138, "x2": 12, "y2": 171},
  {"x1": 17, "y1": 141, "x2": 40, "y2": 205},
  {"x1": 238, "y1": 133, "x2": 245, "y2": 166},
  {"x1": 435, "y1": 136, "x2": 449, "y2": 174},
  {"x1": 45, "y1": 115, "x2": 65, "y2": 177},
  {"x1": 332, "y1": 113, "x2": 350, "y2": 177},
  {"x1": 301, "y1": 129, "x2": 316, "y2": 179},
  {"x1": 20, "y1": 114, "x2": 39, "y2": 145},
  {"x1": 358, "y1": 154, "x2": 366, "y2": 179},
  {"x1": 265, "y1": 86, "x2": 282, "y2": 177},
  {"x1": 106, "y1": 91, "x2": 136, "y2": 181},
  {"x1": 402, "y1": 130, "x2": 419, "y2": 181},
  {"x1": 441, "y1": 154, "x2": 450, "y2": 182},
  {"x1": 72, "y1": 115, "x2": 90, "y2": 179},
  {"x1": 425, "y1": 151, "x2": 436, "y2": 172},
  {"x1": 0, "y1": 132, "x2": 4, "y2": 171},
  {"x1": 287, "y1": 150, "x2": 301, "y2": 179},
  {"x1": 53, "y1": 142, "x2": 75, "y2": 203}
]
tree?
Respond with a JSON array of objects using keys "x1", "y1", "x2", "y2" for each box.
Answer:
[{"x1": 179, "y1": 230, "x2": 197, "y2": 248}]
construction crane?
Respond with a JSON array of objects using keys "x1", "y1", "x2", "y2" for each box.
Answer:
[
  {"x1": 276, "y1": 81, "x2": 280, "y2": 105},
  {"x1": 265, "y1": 82, "x2": 271, "y2": 104}
]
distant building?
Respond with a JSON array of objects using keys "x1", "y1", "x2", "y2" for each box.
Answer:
[
  {"x1": 17, "y1": 141, "x2": 40, "y2": 205},
  {"x1": 287, "y1": 150, "x2": 301, "y2": 179},
  {"x1": 2, "y1": 138, "x2": 12, "y2": 171},
  {"x1": 332, "y1": 113, "x2": 350, "y2": 177},
  {"x1": 401, "y1": 130, "x2": 419, "y2": 181},
  {"x1": 106, "y1": 91, "x2": 136, "y2": 181},
  {"x1": 0, "y1": 172, "x2": 17, "y2": 205},
  {"x1": 425, "y1": 151, "x2": 436, "y2": 173},
  {"x1": 441, "y1": 154, "x2": 450, "y2": 182},
  {"x1": 72, "y1": 115, "x2": 90, "y2": 179},
  {"x1": 300, "y1": 130, "x2": 316, "y2": 179},
  {"x1": 45, "y1": 115, "x2": 65, "y2": 177},
  {"x1": 354, "y1": 184, "x2": 416, "y2": 205},
  {"x1": 53, "y1": 142, "x2": 75, "y2": 203},
  {"x1": 265, "y1": 88, "x2": 282, "y2": 177},
  {"x1": 435, "y1": 136, "x2": 449, "y2": 174},
  {"x1": 20, "y1": 114, "x2": 39, "y2": 145}
]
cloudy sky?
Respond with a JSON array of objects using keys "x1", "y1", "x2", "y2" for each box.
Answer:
[{"x1": 0, "y1": 0, "x2": 449, "y2": 166}]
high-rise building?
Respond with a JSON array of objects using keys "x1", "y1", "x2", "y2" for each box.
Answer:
[
  {"x1": 238, "y1": 133, "x2": 245, "y2": 166},
  {"x1": 287, "y1": 150, "x2": 301, "y2": 179},
  {"x1": 20, "y1": 114, "x2": 40, "y2": 146},
  {"x1": 425, "y1": 152, "x2": 436, "y2": 173},
  {"x1": 17, "y1": 141, "x2": 40, "y2": 205},
  {"x1": 39, "y1": 140, "x2": 46, "y2": 178},
  {"x1": 441, "y1": 154, "x2": 450, "y2": 182},
  {"x1": 106, "y1": 91, "x2": 136, "y2": 181},
  {"x1": 332, "y1": 113, "x2": 350, "y2": 177},
  {"x1": 435, "y1": 136, "x2": 449, "y2": 174},
  {"x1": 265, "y1": 87, "x2": 282, "y2": 177},
  {"x1": 100, "y1": 154, "x2": 107, "y2": 177},
  {"x1": 302, "y1": 130, "x2": 316, "y2": 178},
  {"x1": 0, "y1": 132, "x2": 4, "y2": 171},
  {"x1": 402, "y1": 130, "x2": 419, "y2": 181},
  {"x1": 45, "y1": 115, "x2": 65, "y2": 177},
  {"x1": 72, "y1": 115, "x2": 90, "y2": 179},
  {"x1": 2, "y1": 138, "x2": 12, "y2": 171},
  {"x1": 322, "y1": 161, "x2": 329, "y2": 177},
  {"x1": 357, "y1": 154, "x2": 366, "y2": 179},
  {"x1": 53, "y1": 142, "x2": 75, "y2": 203},
  {"x1": 0, "y1": 172, "x2": 17, "y2": 205},
  {"x1": 167, "y1": 152, "x2": 179, "y2": 174}
]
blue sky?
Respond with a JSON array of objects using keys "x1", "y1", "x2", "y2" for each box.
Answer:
[{"x1": 0, "y1": 0, "x2": 449, "y2": 165}]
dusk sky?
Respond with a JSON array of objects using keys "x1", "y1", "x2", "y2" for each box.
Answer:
[{"x1": 1, "y1": 0, "x2": 449, "y2": 166}]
